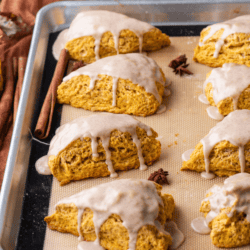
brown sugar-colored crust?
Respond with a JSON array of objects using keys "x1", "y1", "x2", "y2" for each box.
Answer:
[
  {"x1": 65, "y1": 28, "x2": 171, "y2": 64},
  {"x1": 193, "y1": 27, "x2": 250, "y2": 67},
  {"x1": 200, "y1": 194, "x2": 250, "y2": 248},
  {"x1": 44, "y1": 183, "x2": 174, "y2": 250},
  {"x1": 181, "y1": 140, "x2": 250, "y2": 177},
  {"x1": 49, "y1": 127, "x2": 161, "y2": 185},
  {"x1": 57, "y1": 73, "x2": 165, "y2": 117}
]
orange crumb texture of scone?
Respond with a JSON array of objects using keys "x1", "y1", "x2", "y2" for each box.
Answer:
[
  {"x1": 200, "y1": 193, "x2": 250, "y2": 248},
  {"x1": 49, "y1": 126, "x2": 161, "y2": 186},
  {"x1": 57, "y1": 73, "x2": 165, "y2": 117},
  {"x1": 181, "y1": 140, "x2": 250, "y2": 176},
  {"x1": 57, "y1": 53, "x2": 167, "y2": 117},
  {"x1": 204, "y1": 71, "x2": 250, "y2": 116},
  {"x1": 193, "y1": 28, "x2": 250, "y2": 67},
  {"x1": 65, "y1": 28, "x2": 170, "y2": 64},
  {"x1": 44, "y1": 182, "x2": 175, "y2": 250},
  {"x1": 182, "y1": 110, "x2": 250, "y2": 177}
]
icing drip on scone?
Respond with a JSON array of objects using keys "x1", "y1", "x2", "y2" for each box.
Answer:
[
  {"x1": 199, "y1": 63, "x2": 250, "y2": 118},
  {"x1": 200, "y1": 110, "x2": 250, "y2": 179},
  {"x1": 52, "y1": 10, "x2": 155, "y2": 60},
  {"x1": 63, "y1": 53, "x2": 165, "y2": 104},
  {"x1": 192, "y1": 173, "x2": 250, "y2": 234},
  {"x1": 35, "y1": 114, "x2": 153, "y2": 176},
  {"x1": 199, "y1": 15, "x2": 250, "y2": 58},
  {"x1": 55, "y1": 179, "x2": 168, "y2": 250}
]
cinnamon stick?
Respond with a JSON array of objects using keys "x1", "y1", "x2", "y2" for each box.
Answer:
[
  {"x1": 13, "y1": 57, "x2": 18, "y2": 82},
  {"x1": 34, "y1": 49, "x2": 69, "y2": 139},
  {"x1": 66, "y1": 60, "x2": 76, "y2": 75},
  {"x1": 14, "y1": 57, "x2": 27, "y2": 122},
  {"x1": 0, "y1": 60, "x2": 3, "y2": 92},
  {"x1": 0, "y1": 57, "x2": 14, "y2": 148}
]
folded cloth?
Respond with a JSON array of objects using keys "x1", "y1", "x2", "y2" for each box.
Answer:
[
  {"x1": 1, "y1": 0, "x2": 57, "y2": 25},
  {"x1": 0, "y1": 0, "x2": 58, "y2": 189}
]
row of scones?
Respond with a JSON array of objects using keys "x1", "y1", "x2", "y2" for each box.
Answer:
[{"x1": 36, "y1": 10, "x2": 250, "y2": 249}]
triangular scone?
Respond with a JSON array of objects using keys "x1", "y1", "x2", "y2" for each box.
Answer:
[
  {"x1": 193, "y1": 15, "x2": 250, "y2": 67},
  {"x1": 45, "y1": 179, "x2": 175, "y2": 250},
  {"x1": 194, "y1": 174, "x2": 250, "y2": 248},
  {"x1": 57, "y1": 54, "x2": 167, "y2": 117},
  {"x1": 53, "y1": 10, "x2": 170, "y2": 63},
  {"x1": 181, "y1": 110, "x2": 250, "y2": 179},
  {"x1": 36, "y1": 114, "x2": 161, "y2": 185},
  {"x1": 200, "y1": 63, "x2": 250, "y2": 118}
]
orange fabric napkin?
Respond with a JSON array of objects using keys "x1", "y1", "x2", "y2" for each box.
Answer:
[{"x1": 0, "y1": 0, "x2": 58, "y2": 189}]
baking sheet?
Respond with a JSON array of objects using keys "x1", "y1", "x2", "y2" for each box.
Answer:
[
  {"x1": 43, "y1": 37, "x2": 247, "y2": 250},
  {"x1": 3, "y1": 1, "x2": 250, "y2": 249}
]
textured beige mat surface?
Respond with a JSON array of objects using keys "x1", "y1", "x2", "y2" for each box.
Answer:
[{"x1": 43, "y1": 37, "x2": 247, "y2": 249}]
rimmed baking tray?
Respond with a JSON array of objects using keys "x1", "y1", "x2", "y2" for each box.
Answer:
[{"x1": 1, "y1": 1, "x2": 250, "y2": 249}]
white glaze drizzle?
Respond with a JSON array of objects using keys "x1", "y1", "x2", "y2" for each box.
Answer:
[
  {"x1": 55, "y1": 179, "x2": 170, "y2": 250},
  {"x1": 201, "y1": 171, "x2": 215, "y2": 180},
  {"x1": 35, "y1": 155, "x2": 50, "y2": 175},
  {"x1": 78, "y1": 241, "x2": 104, "y2": 250},
  {"x1": 63, "y1": 53, "x2": 165, "y2": 104},
  {"x1": 36, "y1": 114, "x2": 154, "y2": 176},
  {"x1": 202, "y1": 63, "x2": 250, "y2": 117},
  {"x1": 206, "y1": 106, "x2": 224, "y2": 121},
  {"x1": 191, "y1": 217, "x2": 211, "y2": 235},
  {"x1": 181, "y1": 149, "x2": 195, "y2": 162},
  {"x1": 52, "y1": 29, "x2": 69, "y2": 61},
  {"x1": 199, "y1": 15, "x2": 250, "y2": 58},
  {"x1": 198, "y1": 94, "x2": 210, "y2": 105},
  {"x1": 200, "y1": 110, "x2": 250, "y2": 179},
  {"x1": 164, "y1": 88, "x2": 171, "y2": 97},
  {"x1": 156, "y1": 104, "x2": 167, "y2": 114},
  {"x1": 192, "y1": 173, "x2": 250, "y2": 235},
  {"x1": 164, "y1": 221, "x2": 185, "y2": 249},
  {"x1": 52, "y1": 10, "x2": 155, "y2": 60}
]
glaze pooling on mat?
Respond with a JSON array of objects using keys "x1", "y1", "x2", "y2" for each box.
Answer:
[
  {"x1": 35, "y1": 114, "x2": 153, "y2": 176},
  {"x1": 181, "y1": 149, "x2": 194, "y2": 162},
  {"x1": 63, "y1": 53, "x2": 165, "y2": 104},
  {"x1": 55, "y1": 179, "x2": 168, "y2": 250},
  {"x1": 200, "y1": 110, "x2": 250, "y2": 179},
  {"x1": 52, "y1": 10, "x2": 155, "y2": 60},
  {"x1": 206, "y1": 106, "x2": 224, "y2": 121},
  {"x1": 199, "y1": 15, "x2": 250, "y2": 58},
  {"x1": 164, "y1": 221, "x2": 185, "y2": 249},
  {"x1": 191, "y1": 217, "x2": 211, "y2": 235},
  {"x1": 198, "y1": 93, "x2": 209, "y2": 105},
  {"x1": 199, "y1": 63, "x2": 250, "y2": 116},
  {"x1": 192, "y1": 173, "x2": 250, "y2": 234}
]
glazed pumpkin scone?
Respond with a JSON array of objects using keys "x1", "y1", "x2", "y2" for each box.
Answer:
[
  {"x1": 191, "y1": 173, "x2": 250, "y2": 248},
  {"x1": 57, "y1": 53, "x2": 167, "y2": 117},
  {"x1": 53, "y1": 10, "x2": 171, "y2": 63},
  {"x1": 199, "y1": 63, "x2": 250, "y2": 120},
  {"x1": 45, "y1": 179, "x2": 184, "y2": 250},
  {"x1": 35, "y1": 114, "x2": 161, "y2": 185},
  {"x1": 181, "y1": 110, "x2": 250, "y2": 179},
  {"x1": 193, "y1": 15, "x2": 250, "y2": 67}
]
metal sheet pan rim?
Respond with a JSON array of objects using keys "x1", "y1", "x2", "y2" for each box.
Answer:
[{"x1": 0, "y1": 14, "x2": 43, "y2": 250}]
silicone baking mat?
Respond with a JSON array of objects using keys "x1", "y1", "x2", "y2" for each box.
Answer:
[{"x1": 42, "y1": 36, "x2": 247, "y2": 250}]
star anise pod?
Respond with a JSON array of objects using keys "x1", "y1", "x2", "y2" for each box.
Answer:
[
  {"x1": 168, "y1": 54, "x2": 187, "y2": 69},
  {"x1": 174, "y1": 64, "x2": 193, "y2": 76},
  {"x1": 168, "y1": 54, "x2": 193, "y2": 76},
  {"x1": 72, "y1": 61, "x2": 86, "y2": 71},
  {"x1": 148, "y1": 168, "x2": 169, "y2": 185}
]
